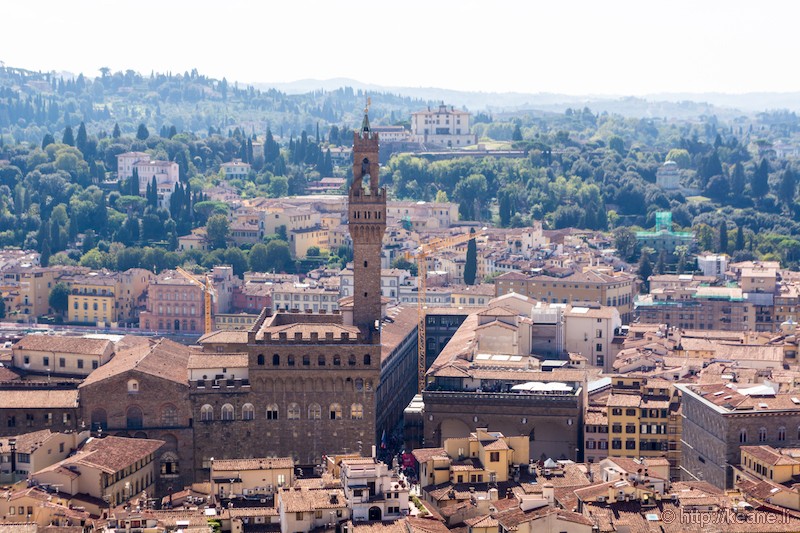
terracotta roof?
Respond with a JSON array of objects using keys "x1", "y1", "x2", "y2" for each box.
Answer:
[
  {"x1": 0, "y1": 389, "x2": 78, "y2": 409},
  {"x1": 198, "y1": 330, "x2": 250, "y2": 344},
  {"x1": 188, "y1": 353, "x2": 248, "y2": 369},
  {"x1": 0, "y1": 429, "x2": 59, "y2": 454},
  {"x1": 14, "y1": 335, "x2": 112, "y2": 355},
  {"x1": 482, "y1": 439, "x2": 510, "y2": 451},
  {"x1": 742, "y1": 445, "x2": 800, "y2": 466},
  {"x1": 46, "y1": 436, "x2": 165, "y2": 475},
  {"x1": 212, "y1": 457, "x2": 293, "y2": 471},
  {"x1": 607, "y1": 393, "x2": 642, "y2": 408},
  {"x1": 279, "y1": 487, "x2": 346, "y2": 513},
  {"x1": 412, "y1": 447, "x2": 448, "y2": 464},
  {"x1": 80, "y1": 338, "x2": 191, "y2": 388}
]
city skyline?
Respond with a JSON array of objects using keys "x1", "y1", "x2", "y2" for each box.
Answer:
[{"x1": 2, "y1": 0, "x2": 799, "y2": 96}]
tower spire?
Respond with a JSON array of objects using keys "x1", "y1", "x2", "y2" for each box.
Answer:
[{"x1": 361, "y1": 97, "x2": 371, "y2": 134}]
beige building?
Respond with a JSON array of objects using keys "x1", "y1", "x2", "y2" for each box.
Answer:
[
  {"x1": 0, "y1": 429, "x2": 89, "y2": 483},
  {"x1": 221, "y1": 159, "x2": 251, "y2": 179},
  {"x1": 272, "y1": 282, "x2": 340, "y2": 313},
  {"x1": 32, "y1": 435, "x2": 164, "y2": 509},
  {"x1": 278, "y1": 487, "x2": 349, "y2": 533},
  {"x1": 410, "y1": 104, "x2": 476, "y2": 147},
  {"x1": 12, "y1": 334, "x2": 115, "y2": 376},
  {"x1": 414, "y1": 429, "x2": 529, "y2": 489},
  {"x1": 495, "y1": 269, "x2": 636, "y2": 323},
  {"x1": 563, "y1": 304, "x2": 621, "y2": 371},
  {"x1": 210, "y1": 456, "x2": 295, "y2": 500}
]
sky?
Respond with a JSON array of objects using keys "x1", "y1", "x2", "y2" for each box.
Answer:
[{"x1": 2, "y1": 0, "x2": 798, "y2": 96}]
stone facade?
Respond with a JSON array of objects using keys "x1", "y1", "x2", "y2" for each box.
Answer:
[
  {"x1": 677, "y1": 383, "x2": 800, "y2": 489},
  {"x1": 78, "y1": 340, "x2": 195, "y2": 496}
]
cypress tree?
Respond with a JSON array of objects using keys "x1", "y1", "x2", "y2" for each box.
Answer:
[
  {"x1": 735, "y1": 225, "x2": 745, "y2": 252},
  {"x1": 718, "y1": 220, "x2": 728, "y2": 254},
  {"x1": 76, "y1": 122, "x2": 88, "y2": 154},
  {"x1": 464, "y1": 229, "x2": 477, "y2": 285},
  {"x1": 638, "y1": 250, "x2": 653, "y2": 292},
  {"x1": 751, "y1": 158, "x2": 770, "y2": 198},
  {"x1": 62, "y1": 125, "x2": 74, "y2": 146},
  {"x1": 113, "y1": 123, "x2": 121, "y2": 138}
]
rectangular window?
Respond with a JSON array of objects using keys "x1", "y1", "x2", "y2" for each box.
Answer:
[
  {"x1": 59, "y1": 358, "x2": 65, "y2": 368},
  {"x1": 490, "y1": 452, "x2": 500, "y2": 462},
  {"x1": 77, "y1": 359, "x2": 84, "y2": 369}
]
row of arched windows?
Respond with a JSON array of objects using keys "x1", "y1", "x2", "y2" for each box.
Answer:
[
  {"x1": 739, "y1": 426, "x2": 789, "y2": 443},
  {"x1": 257, "y1": 353, "x2": 372, "y2": 367},
  {"x1": 199, "y1": 402, "x2": 363, "y2": 421}
]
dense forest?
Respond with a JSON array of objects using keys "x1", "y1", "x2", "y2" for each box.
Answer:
[{"x1": 2, "y1": 64, "x2": 800, "y2": 273}]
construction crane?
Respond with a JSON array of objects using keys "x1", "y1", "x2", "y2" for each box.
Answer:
[
  {"x1": 406, "y1": 229, "x2": 485, "y2": 393},
  {"x1": 175, "y1": 267, "x2": 217, "y2": 335}
]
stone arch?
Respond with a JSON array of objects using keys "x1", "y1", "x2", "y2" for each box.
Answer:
[
  {"x1": 439, "y1": 418, "x2": 472, "y2": 443},
  {"x1": 126, "y1": 405, "x2": 144, "y2": 429},
  {"x1": 133, "y1": 431, "x2": 148, "y2": 439},
  {"x1": 91, "y1": 408, "x2": 107, "y2": 431}
]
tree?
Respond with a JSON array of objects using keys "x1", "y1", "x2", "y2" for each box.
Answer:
[
  {"x1": 390, "y1": 257, "x2": 417, "y2": 276},
  {"x1": 264, "y1": 240, "x2": 292, "y2": 272},
  {"x1": 206, "y1": 214, "x2": 230, "y2": 250},
  {"x1": 306, "y1": 246, "x2": 320, "y2": 257},
  {"x1": 613, "y1": 227, "x2": 637, "y2": 262},
  {"x1": 136, "y1": 123, "x2": 150, "y2": 141},
  {"x1": 76, "y1": 122, "x2": 88, "y2": 154},
  {"x1": 112, "y1": 123, "x2": 121, "y2": 138},
  {"x1": 464, "y1": 229, "x2": 477, "y2": 285},
  {"x1": 718, "y1": 220, "x2": 728, "y2": 254},
  {"x1": 730, "y1": 161, "x2": 746, "y2": 198},
  {"x1": 779, "y1": 168, "x2": 797, "y2": 207},
  {"x1": 48, "y1": 282, "x2": 71, "y2": 316},
  {"x1": 223, "y1": 247, "x2": 248, "y2": 278},
  {"x1": 435, "y1": 190, "x2": 449, "y2": 203},
  {"x1": 62, "y1": 125, "x2": 74, "y2": 146},
  {"x1": 665, "y1": 148, "x2": 691, "y2": 168},
  {"x1": 248, "y1": 243, "x2": 269, "y2": 272},
  {"x1": 735, "y1": 225, "x2": 745, "y2": 252},
  {"x1": 751, "y1": 158, "x2": 769, "y2": 198},
  {"x1": 638, "y1": 250, "x2": 653, "y2": 292},
  {"x1": 454, "y1": 173, "x2": 488, "y2": 220},
  {"x1": 0, "y1": 298, "x2": 5, "y2": 319},
  {"x1": 41, "y1": 133, "x2": 55, "y2": 150},
  {"x1": 656, "y1": 250, "x2": 667, "y2": 275},
  {"x1": 512, "y1": 123, "x2": 523, "y2": 141}
]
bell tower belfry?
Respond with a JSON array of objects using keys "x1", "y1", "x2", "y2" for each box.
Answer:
[{"x1": 348, "y1": 104, "x2": 386, "y2": 340}]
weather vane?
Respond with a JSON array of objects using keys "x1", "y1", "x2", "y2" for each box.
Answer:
[{"x1": 365, "y1": 97, "x2": 371, "y2": 115}]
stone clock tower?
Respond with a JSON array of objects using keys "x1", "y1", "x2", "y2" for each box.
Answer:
[{"x1": 348, "y1": 108, "x2": 386, "y2": 341}]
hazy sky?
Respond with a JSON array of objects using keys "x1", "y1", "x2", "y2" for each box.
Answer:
[{"x1": 2, "y1": 0, "x2": 798, "y2": 95}]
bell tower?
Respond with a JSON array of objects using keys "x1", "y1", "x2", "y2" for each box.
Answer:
[{"x1": 348, "y1": 104, "x2": 386, "y2": 341}]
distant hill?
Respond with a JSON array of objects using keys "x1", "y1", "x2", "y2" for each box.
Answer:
[{"x1": 253, "y1": 78, "x2": 800, "y2": 118}]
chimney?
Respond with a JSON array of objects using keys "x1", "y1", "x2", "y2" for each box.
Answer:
[{"x1": 542, "y1": 483, "x2": 554, "y2": 505}]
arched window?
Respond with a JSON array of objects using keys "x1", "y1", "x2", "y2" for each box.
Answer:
[
  {"x1": 348, "y1": 354, "x2": 356, "y2": 366},
  {"x1": 161, "y1": 404, "x2": 178, "y2": 426},
  {"x1": 355, "y1": 379, "x2": 364, "y2": 391},
  {"x1": 330, "y1": 403, "x2": 342, "y2": 420},
  {"x1": 333, "y1": 355, "x2": 341, "y2": 366},
  {"x1": 160, "y1": 451, "x2": 179, "y2": 476},
  {"x1": 257, "y1": 354, "x2": 265, "y2": 366},
  {"x1": 200, "y1": 404, "x2": 214, "y2": 421},
  {"x1": 242, "y1": 403, "x2": 254, "y2": 420},
  {"x1": 308, "y1": 403, "x2": 321, "y2": 420},
  {"x1": 759, "y1": 427, "x2": 767, "y2": 442},
  {"x1": 128, "y1": 379, "x2": 139, "y2": 393},
  {"x1": 287, "y1": 355, "x2": 295, "y2": 366},
  {"x1": 288, "y1": 403, "x2": 301, "y2": 420},
  {"x1": 740, "y1": 428, "x2": 747, "y2": 443},
  {"x1": 318, "y1": 355, "x2": 326, "y2": 366},
  {"x1": 351, "y1": 403, "x2": 363, "y2": 420},
  {"x1": 91, "y1": 408, "x2": 107, "y2": 431},
  {"x1": 363, "y1": 354, "x2": 371, "y2": 366},
  {"x1": 778, "y1": 426, "x2": 786, "y2": 441},
  {"x1": 126, "y1": 406, "x2": 143, "y2": 429},
  {"x1": 273, "y1": 354, "x2": 280, "y2": 366},
  {"x1": 302, "y1": 355, "x2": 310, "y2": 366},
  {"x1": 221, "y1": 404, "x2": 234, "y2": 421},
  {"x1": 266, "y1": 404, "x2": 279, "y2": 420}
]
